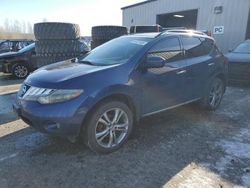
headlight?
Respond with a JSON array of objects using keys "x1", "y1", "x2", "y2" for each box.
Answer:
[
  {"x1": 38, "y1": 89, "x2": 83, "y2": 104},
  {"x1": 22, "y1": 86, "x2": 83, "y2": 104}
]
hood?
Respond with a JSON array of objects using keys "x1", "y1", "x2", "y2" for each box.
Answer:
[
  {"x1": 0, "y1": 51, "x2": 20, "y2": 59},
  {"x1": 25, "y1": 59, "x2": 120, "y2": 87},
  {"x1": 225, "y1": 52, "x2": 250, "y2": 63}
]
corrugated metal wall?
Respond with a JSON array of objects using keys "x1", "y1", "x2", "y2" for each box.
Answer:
[{"x1": 122, "y1": 0, "x2": 250, "y2": 52}]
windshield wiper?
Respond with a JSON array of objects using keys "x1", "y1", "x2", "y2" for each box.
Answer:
[{"x1": 79, "y1": 60, "x2": 95, "y2": 65}]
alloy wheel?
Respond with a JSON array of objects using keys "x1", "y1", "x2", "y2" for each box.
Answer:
[
  {"x1": 95, "y1": 108, "x2": 129, "y2": 148},
  {"x1": 14, "y1": 65, "x2": 28, "y2": 78},
  {"x1": 209, "y1": 79, "x2": 224, "y2": 108}
]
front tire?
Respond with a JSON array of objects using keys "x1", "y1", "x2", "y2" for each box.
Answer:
[
  {"x1": 84, "y1": 101, "x2": 133, "y2": 154},
  {"x1": 12, "y1": 64, "x2": 29, "y2": 79},
  {"x1": 200, "y1": 77, "x2": 225, "y2": 111}
]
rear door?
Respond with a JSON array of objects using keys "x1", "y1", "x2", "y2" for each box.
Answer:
[
  {"x1": 141, "y1": 36, "x2": 188, "y2": 115},
  {"x1": 181, "y1": 36, "x2": 215, "y2": 100}
]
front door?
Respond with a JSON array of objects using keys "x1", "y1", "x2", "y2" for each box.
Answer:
[{"x1": 141, "y1": 37, "x2": 188, "y2": 115}]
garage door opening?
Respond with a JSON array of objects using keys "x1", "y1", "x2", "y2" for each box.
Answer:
[{"x1": 157, "y1": 9, "x2": 198, "y2": 29}]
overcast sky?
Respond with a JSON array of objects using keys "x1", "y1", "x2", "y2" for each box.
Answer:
[{"x1": 0, "y1": 0, "x2": 142, "y2": 35}]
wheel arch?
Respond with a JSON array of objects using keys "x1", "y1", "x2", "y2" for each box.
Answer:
[
  {"x1": 214, "y1": 72, "x2": 227, "y2": 92},
  {"x1": 79, "y1": 92, "x2": 139, "y2": 138}
]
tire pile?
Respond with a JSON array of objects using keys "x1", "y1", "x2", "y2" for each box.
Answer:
[
  {"x1": 91, "y1": 26, "x2": 128, "y2": 49},
  {"x1": 129, "y1": 25, "x2": 163, "y2": 34},
  {"x1": 34, "y1": 22, "x2": 81, "y2": 67}
]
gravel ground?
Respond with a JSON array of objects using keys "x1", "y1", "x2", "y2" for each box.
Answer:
[{"x1": 0, "y1": 73, "x2": 250, "y2": 188}]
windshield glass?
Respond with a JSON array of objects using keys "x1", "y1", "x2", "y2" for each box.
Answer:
[
  {"x1": 233, "y1": 41, "x2": 250, "y2": 53},
  {"x1": 19, "y1": 43, "x2": 35, "y2": 53},
  {"x1": 79, "y1": 37, "x2": 151, "y2": 66}
]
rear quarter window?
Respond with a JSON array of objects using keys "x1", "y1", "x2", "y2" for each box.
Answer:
[
  {"x1": 148, "y1": 37, "x2": 183, "y2": 62},
  {"x1": 182, "y1": 36, "x2": 214, "y2": 58}
]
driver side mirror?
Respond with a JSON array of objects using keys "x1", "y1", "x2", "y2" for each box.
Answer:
[{"x1": 144, "y1": 56, "x2": 165, "y2": 69}]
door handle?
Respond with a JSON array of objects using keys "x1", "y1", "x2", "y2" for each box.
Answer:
[
  {"x1": 176, "y1": 70, "x2": 187, "y2": 75},
  {"x1": 208, "y1": 62, "x2": 215, "y2": 66}
]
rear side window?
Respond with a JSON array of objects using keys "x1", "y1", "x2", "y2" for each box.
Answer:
[
  {"x1": 148, "y1": 37, "x2": 183, "y2": 62},
  {"x1": 200, "y1": 38, "x2": 214, "y2": 54},
  {"x1": 182, "y1": 36, "x2": 214, "y2": 58}
]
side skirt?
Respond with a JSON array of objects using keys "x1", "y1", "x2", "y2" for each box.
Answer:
[{"x1": 142, "y1": 98, "x2": 201, "y2": 117}]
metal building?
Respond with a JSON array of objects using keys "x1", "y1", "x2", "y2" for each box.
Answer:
[{"x1": 121, "y1": 0, "x2": 250, "y2": 52}]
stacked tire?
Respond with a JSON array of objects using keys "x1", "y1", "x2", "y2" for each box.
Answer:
[
  {"x1": 34, "y1": 22, "x2": 81, "y2": 67},
  {"x1": 129, "y1": 25, "x2": 163, "y2": 34},
  {"x1": 91, "y1": 26, "x2": 128, "y2": 49}
]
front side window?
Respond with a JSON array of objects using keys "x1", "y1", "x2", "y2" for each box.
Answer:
[
  {"x1": 148, "y1": 37, "x2": 183, "y2": 62},
  {"x1": 200, "y1": 38, "x2": 214, "y2": 55},
  {"x1": 79, "y1": 37, "x2": 152, "y2": 66},
  {"x1": 19, "y1": 43, "x2": 35, "y2": 53}
]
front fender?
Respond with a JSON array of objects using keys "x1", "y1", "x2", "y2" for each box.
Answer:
[{"x1": 81, "y1": 84, "x2": 142, "y2": 124}]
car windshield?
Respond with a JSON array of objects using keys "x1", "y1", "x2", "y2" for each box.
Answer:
[
  {"x1": 19, "y1": 43, "x2": 35, "y2": 53},
  {"x1": 79, "y1": 37, "x2": 151, "y2": 66},
  {"x1": 233, "y1": 41, "x2": 250, "y2": 54}
]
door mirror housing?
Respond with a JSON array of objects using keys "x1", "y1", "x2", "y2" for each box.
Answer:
[{"x1": 145, "y1": 56, "x2": 165, "y2": 69}]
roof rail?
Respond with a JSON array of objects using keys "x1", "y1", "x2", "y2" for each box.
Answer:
[{"x1": 157, "y1": 29, "x2": 207, "y2": 37}]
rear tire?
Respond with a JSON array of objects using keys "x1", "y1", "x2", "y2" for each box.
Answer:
[
  {"x1": 83, "y1": 101, "x2": 133, "y2": 154},
  {"x1": 200, "y1": 77, "x2": 225, "y2": 111}
]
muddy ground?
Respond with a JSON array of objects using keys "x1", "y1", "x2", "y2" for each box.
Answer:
[{"x1": 0, "y1": 73, "x2": 249, "y2": 188}]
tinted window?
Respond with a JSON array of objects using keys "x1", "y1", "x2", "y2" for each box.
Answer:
[
  {"x1": 19, "y1": 43, "x2": 35, "y2": 53},
  {"x1": 182, "y1": 36, "x2": 214, "y2": 58},
  {"x1": 148, "y1": 37, "x2": 183, "y2": 62},
  {"x1": 200, "y1": 38, "x2": 214, "y2": 54}
]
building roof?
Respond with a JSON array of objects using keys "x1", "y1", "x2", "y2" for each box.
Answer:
[{"x1": 121, "y1": 0, "x2": 157, "y2": 10}]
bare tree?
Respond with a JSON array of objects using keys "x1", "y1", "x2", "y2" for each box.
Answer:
[
  {"x1": 2, "y1": 18, "x2": 34, "y2": 33},
  {"x1": 4, "y1": 18, "x2": 10, "y2": 32},
  {"x1": 0, "y1": 26, "x2": 4, "y2": 32},
  {"x1": 27, "y1": 22, "x2": 33, "y2": 33},
  {"x1": 21, "y1": 21, "x2": 26, "y2": 33},
  {"x1": 12, "y1": 20, "x2": 22, "y2": 32}
]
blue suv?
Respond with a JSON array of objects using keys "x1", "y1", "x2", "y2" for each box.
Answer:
[{"x1": 14, "y1": 31, "x2": 228, "y2": 153}]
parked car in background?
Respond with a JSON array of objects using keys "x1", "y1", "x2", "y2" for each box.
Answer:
[
  {"x1": 0, "y1": 39, "x2": 33, "y2": 54},
  {"x1": 225, "y1": 40, "x2": 250, "y2": 84},
  {"x1": 0, "y1": 43, "x2": 37, "y2": 78},
  {"x1": 14, "y1": 31, "x2": 228, "y2": 153}
]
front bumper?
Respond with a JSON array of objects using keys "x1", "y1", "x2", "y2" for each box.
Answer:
[{"x1": 13, "y1": 95, "x2": 90, "y2": 140}]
